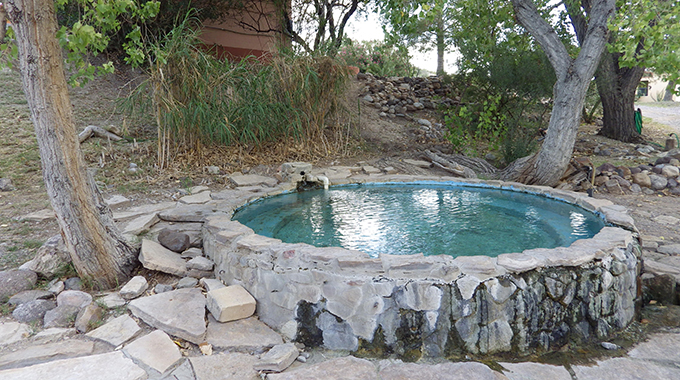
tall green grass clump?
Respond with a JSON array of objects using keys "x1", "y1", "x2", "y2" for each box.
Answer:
[{"x1": 121, "y1": 15, "x2": 351, "y2": 168}]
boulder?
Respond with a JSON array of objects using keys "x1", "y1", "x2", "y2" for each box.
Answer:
[
  {"x1": 18, "y1": 235, "x2": 70, "y2": 279},
  {"x1": 157, "y1": 229, "x2": 191, "y2": 253},
  {"x1": 0, "y1": 269, "x2": 37, "y2": 302},
  {"x1": 12, "y1": 300, "x2": 56, "y2": 323},
  {"x1": 8, "y1": 289, "x2": 53, "y2": 306},
  {"x1": 632, "y1": 172, "x2": 652, "y2": 188},
  {"x1": 649, "y1": 174, "x2": 668, "y2": 190},
  {"x1": 43, "y1": 304, "x2": 81, "y2": 328}
]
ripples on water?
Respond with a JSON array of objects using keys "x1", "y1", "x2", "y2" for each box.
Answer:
[{"x1": 233, "y1": 184, "x2": 605, "y2": 258}]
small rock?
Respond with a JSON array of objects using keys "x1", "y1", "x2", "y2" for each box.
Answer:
[
  {"x1": 18, "y1": 235, "x2": 71, "y2": 279},
  {"x1": 119, "y1": 276, "x2": 148, "y2": 300},
  {"x1": 12, "y1": 299, "x2": 56, "y2": 323},
  {"x1": 186, "y1": 256, "x2": 214, "y2": 272},
  {"x1": 649, "y1": 174, "x2": 668, "y2": 190},
  {"x1": 253, "y1": 343, "x2": 299, "y2": 372},
  {"x1": 97, "y1": 292, "x2": 126, "y2": 309},
  {"x1": 0, "y1": 178, "x2": 14, "y2": 191},
  {"x1": 661, "y1": 165, "x2": 680, "y2": 178},
  {"x1": 158, "y1": 229, "x2": 191, "y2": 253},
  {"x1": 154, "y1": 284, "x2": 174, "y2": 294},
  {"x1": 199, "y1": 342, "x2": 213, "y2": 356},
  {"x1": 0, "y1": 269, "x2": 38, "y2": 302},
  {"x1": 206, "y1": 166, "x2": 221, "y2": 175},
  {"x1": 601, "y1": 342, "x2": 621, "y2": 350},
  {"x1": 44, "y1": 304, "x2": 80, "y2": 328},
  {"x1": 181, "y1": 247, "x2": 203, "y2": 259},
  {"x1": 177, "y1": 277, "x2": 198, "y2": 289},
  {"x1": 206, "y1": 285, "x2": 256, "y2": 323},
  {"x1": 64, "y1": 277, "x2": 83, "y2": 291},
  {"x1": 57, "y1": 290, "x2": 92, "y2": 309},
  {"x1": 8, "y1": 289, "x2": 53, "y2": 306},
  {"x1": 75, "y1": 304, "x2": 104, "y2": 333},
  {"x1": 417, "y1": 119, "x2": 432, "y2": 127},
  {"x1": 632, "y1": 172, "x2": 652, "y2": 188},
  {"x1": 199, "y1": 278, "x2": 225, "y2": 292},
  {"x1": 362, "y1": 95, "x2": 374, "y2": 102}
]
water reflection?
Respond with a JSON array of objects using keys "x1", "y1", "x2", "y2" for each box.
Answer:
[{"x1": 233, "y1": 184, "x2": 605, "y2": 258}]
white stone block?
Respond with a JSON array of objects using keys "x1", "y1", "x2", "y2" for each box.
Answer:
[{"x1": 206, "y1": 285, "x2": 256, "y2": 322}]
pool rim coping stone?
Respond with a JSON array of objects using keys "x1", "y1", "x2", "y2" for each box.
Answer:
[{"x1": 220, "y1": 174, "x2": 639, "y2": 278}]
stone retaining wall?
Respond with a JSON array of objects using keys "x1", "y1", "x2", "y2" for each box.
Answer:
[{"x1": 202, "y1": 177, "x2": 641, "y2": 360}]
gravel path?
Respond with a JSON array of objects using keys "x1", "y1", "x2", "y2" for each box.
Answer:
[{"x1": 636, "y1": 102, "x2": 680, "y2": 134}]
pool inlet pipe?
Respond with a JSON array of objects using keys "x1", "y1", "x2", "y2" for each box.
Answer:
[{"x1": 317, "y1": 175, "x2": 330, "y2": 190}]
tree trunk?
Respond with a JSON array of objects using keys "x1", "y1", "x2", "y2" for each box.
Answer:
[
  {"x1": 6, "y1": 0, "x2": 138, "y2": 289},
  {"x1": 436, "y1": 14, "x2": 445, "y2": 75},
  {"x1": 0, "y1": 4, "x2": 7, "y2": 42},
  {"x1": 595, "y1": 48, "x2": 645, "y2": 142},
  {"x1": 664, "y1": 81, "x2": 676, "y2": 101},
  {"x1": 506, "y1": 0, "x2": 614, "y2": 186}
]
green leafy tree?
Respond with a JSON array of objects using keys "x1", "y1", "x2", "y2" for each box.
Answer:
[
  {"x1": 378, "y1": 0, "x2": 455, "y2": 75},
  {"x1": 588, "y1": 0, "x2": 680, "y2": 142}
]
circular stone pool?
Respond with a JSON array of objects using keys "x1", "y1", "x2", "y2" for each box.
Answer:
[
  {"x1": 233, "y1": 183, "x2": 606, "y2": 258},
  {"x1": 202, "y1": 175, "x2": 641, "y2": 359}
]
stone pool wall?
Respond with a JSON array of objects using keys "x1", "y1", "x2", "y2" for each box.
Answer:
[{"x1": 202, "y1": 176, "x2": 641, "y2": 359}]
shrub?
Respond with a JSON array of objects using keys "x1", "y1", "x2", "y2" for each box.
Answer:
[{"x1": 337, "y1": 39, "x2": 417, "y2": 77}]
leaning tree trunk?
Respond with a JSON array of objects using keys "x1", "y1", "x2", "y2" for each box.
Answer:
[
  {"x1": 6, "y1": 0, "x2": 137, "y2": 289},
  {"x1": 506, "y1": 0, "x2": 615, "y2": 186},
  {"x1": 0, "y1": 4, "x2": 6, "y2": 42},
  {"x1": 595, "y1": 48, "x2": 645, "y2": 142}
]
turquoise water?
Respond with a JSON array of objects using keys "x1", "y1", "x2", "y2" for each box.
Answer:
[{"x1": 232, "y1": 183, "x2": 605, "y2": 258}]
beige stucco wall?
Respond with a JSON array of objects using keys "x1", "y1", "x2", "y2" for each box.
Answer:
[
  {"x1": 200, "y1": 1, "x2": 286, "y2": 59},
  {"x1": 637, "y1": 74, "x2": 679, "y2": 102}
]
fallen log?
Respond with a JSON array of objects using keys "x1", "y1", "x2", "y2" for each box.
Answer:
[
  {"x1": 422, "y1": 150, "x2": 477, "y2": 178},
  {"x1": 78, "y1": 125, "x2": 123, "y2": 144}
]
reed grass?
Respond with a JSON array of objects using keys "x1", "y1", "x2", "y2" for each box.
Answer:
[{"x1": 120, "y1": 15, "x2": 353, "y2": 168}]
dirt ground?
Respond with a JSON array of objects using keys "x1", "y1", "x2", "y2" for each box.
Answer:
[{"x1": 0, "y1": 67, "x2": 679, "y2": 271}]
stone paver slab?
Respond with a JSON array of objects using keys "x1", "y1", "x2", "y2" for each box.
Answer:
[
  {"x1": 158, "y1": 204, "x2": 229, "y2": 223},
  {"x1": 124, "y1": 330, "x2": 181, "y2": 375},
  {"x1": 86, "y1": 314, "x2": 141, "y2": 347},
  {"x1": 122, "y1": 212, "x2": 160, "y2": 235},
  {"x1": 0, "y1": 351, "x2": 146, "y2": 380},
  {"x1": 628, "y1": 333, "x2": 680, "y2": 363},
  {"x1": 139, "y1": 239, "x2": 188, "y2": 277},
  {"x1": 573, "y1": 357, "x2": 680, "y2": 380},
  {"x1": 267, "y1": 356, "x2": 377, "y2": 380},
  {"x1": 228, "y1": 174, "x2": 278, "y2": 187},
  {"x1": 0, "y1": 321, "x2": 30, "y2": 346},
  {"x1": 253, "y1": 343, "x2": 298, "y2": 372},
  {"x1": 378, "y1": 361, "x2": 508, "y2": 380},
  {"x1": 0, "y1": 339, "x2": 94, "y2": 369},
  {"x1": 190, "y1": 352, "x2": 259, "y2": 380},
  {"x1": 206, "y1": 316, "x2": 283, "y2": 352},
  {"x1": 499, "y1": 362, "x2": 571, "y2": 380},
  {"x1": 128, "y1": 288, "x2": 206, "y2": 344},
  {"x1": 179, "y1": 191, "x2": 212, "y2": 204}
]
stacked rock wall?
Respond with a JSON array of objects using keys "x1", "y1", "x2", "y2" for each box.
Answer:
[
  {"x1": 203, "y1": 177, "x2": 641, "y2": 360},
  {"x1": 357, "y1": 73, "x2": 458, "y2": 118}
]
